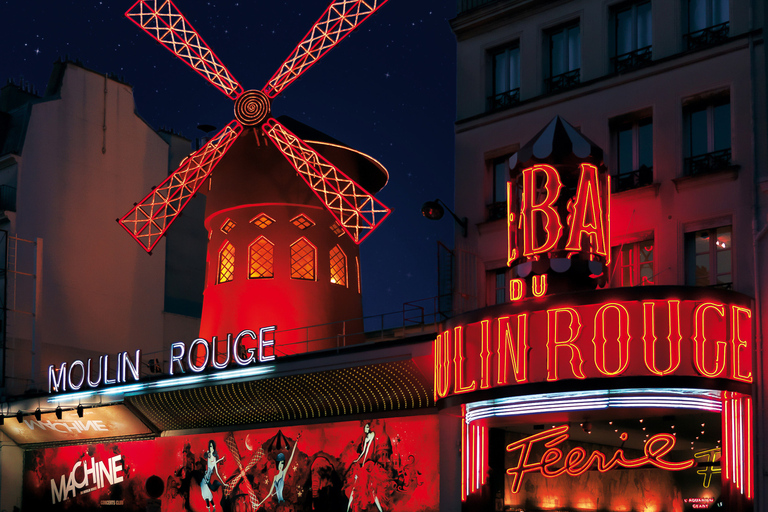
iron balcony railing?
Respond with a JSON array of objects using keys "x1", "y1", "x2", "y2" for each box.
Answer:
[
  {"x1": 612, "y1": 166, "x2": 653, "y2": 193},
  {"x1": 457, "y1": 0, "x2": 497, "y2": 14},
  {"x1": 685, "y1": 148, "x2": 732, "y2": 176},
  {"x1": 0, "y1": 185, "x2": 16, "y2": 212},
  {"x1": 685, "y1": 22, "x2": 729, "y2": 50},
  {"x1": 488, "y1": 88, "x2": 520, "y2": 112},
  {"x1": 545, "y1": 68, "x2": 580, "y2": 94},
  {"x1": 612, "y1": 46, "x2": 652, "y2": 73}
]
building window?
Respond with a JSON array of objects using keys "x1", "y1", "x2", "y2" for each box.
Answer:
[
  {"x1": 612, "y1": 116, "x2": 653, "y2": 192},
  {"x1": 251, "y1": 213, "x2": 275, "y2": 229},
  {"x1": 613, "y1": 1, "x2": 652, "y2": 73},
  {"x1": 611, "y1": 239, "x2": 654, "y2": 287},
  {"x1": 218, "y1": 242, "x2": 235, "y2": 284},
  {"x1": 545, "y1": 22, "x2": 580, "y2": 93},
  {"x1": 291, "y1": 214, "x2": 315, "y2": 230},
  {"x1": 488, "y1": 155, "x2": 511, "y2": 221},
  {"x1": 494, "y1": 269, "x2": 506, "y2": 304},
  {"x1": 249, "y1": 236, "x2": 274, "y2": 279},
  {"x1": 686, "y1": 0, "x2": 729, "y2": 49},
  {"x1": 290, "y1": 237, "x2": 316, "y2": 281},
  {"x1": 329, "y1": 245, "x2": 347, "y2": 286},
  {"x1": 685, "y1": 226, "x2": 732, "y2": 289},
  {"x1": 489, "y1": 43, "x2": 520, "y2": 111},
  {"x1": 684, "y1": 96, "x2": 731, "y2": 176},
  {"x1": 220, "y1": 218, "x2": 236, "y2": 234}
]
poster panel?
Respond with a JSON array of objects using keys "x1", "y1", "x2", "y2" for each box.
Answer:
[{"x1": 23, "y1": 414, "x2": 439, "y2": 512}]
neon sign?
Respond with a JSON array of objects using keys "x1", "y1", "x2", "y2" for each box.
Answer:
[
  {"x1": 434, "y1": 290, "x2": 752, "y2": 401},
  {"x1": 48, "y1": 326, "x2": 277, "y2": 393},
  {"x1": 506, "y1": 425, "x2": 694, "y2": 493}
]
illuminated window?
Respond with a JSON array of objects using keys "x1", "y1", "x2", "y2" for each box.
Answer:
[
  {"x1": 249, "y1": 236, "x2": 274, "y2": 279},
  {"x1": 684, "y1": 95, "x2": 731, "y2": 176},
  {"x1": 290, "y1": 237, "x2": 316, "y2": 280},
  {"x1": 611, "y1": 115, "x2": 653, "y2": 192},
  {"x1": 685, "y1": 226, "x2": 732, "y2": 289},
  {"x1": 612, "y1": 1, "x2": 652, "y2": 72},
  {"x1": 329, "y1": 245, "x2": 347, "y2": 286},
  {"x1": 686, "y1": 0, "x2": 729, "y2": 49},
  {"x1": 251, "y1": 213, "x2": 275, "y2": 229},
  {"x1": 330, "y1": 221, "x2": 345, "y2": 237},
  {"x1": 610, "y1": 239, "x2": 654, "y2": 287},
  {"x1": 218, "y1": 242, "x2": 235, "y2": 284},
  {"x1": 488, "y1": 42, "x2": 520, "y2": 111},
  {"x1": 220, "y1": 218, "x2": 236, "y2": 234},
  {"x1": 291, "y1": 214, "x2": 315, "y2": 230},
  {"x1": 488, "y1": 155, "x2": 513, "y2": 221},
  {"x1": 545, "y1": 21, "x2": 580, "y2": 93}
]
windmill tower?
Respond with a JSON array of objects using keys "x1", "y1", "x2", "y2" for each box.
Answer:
[{"x1": 119, "y1": 0, "x2": 391, "y2": 355}]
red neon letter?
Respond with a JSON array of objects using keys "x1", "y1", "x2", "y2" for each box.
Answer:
[
  {"x1": 434, "y1": 331, "x2": 451, "y2": 399},
  {"x1": 693, "y1": 303, "x2": 727, "y2": 378},
  {"x1": 497, "y1": 314, "x2": 530, "y2": 385},
  {"x1": 453, "y1": 326, "x2": 476, "y2": 394},
  {"x1": 507, "y1": 181, "x2": 518, "y2": 264},
  {"x1": 519, "y1": 165, "x2": 564, "y2": 257},
  {"x1": 532, "y1": 275, "x2": 548, "y2": 297},
  {"x1": 479, "y1": 320, "x2": 493, "y2": 389},
  {"x1": 565, "y1": 163, "x2": 607, "y2": 257},
  {"x1": 592, "y1": 303, "x2": 630, "y2": 376},
  {"x1": 730, "y1": 305, "x2": 752, "y2": 382},
  {"x1": 509, "y1": 279, "x2": 525, "y2": 301},
  {"x1": 547, "y1": 308, "x2": 585, "y2": 381},
  {"x1": 642, "y1": 301, "x2": 683, "y2": 376}
]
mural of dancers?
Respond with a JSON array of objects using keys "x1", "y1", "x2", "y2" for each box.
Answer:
[
  {"x1": 346, "y1": 422, "x2": 386, "y2": 512},
  {"x1": 256, "y1": 433, "x2": 301, "y2": 509},
  {"x1": 201, "y1": 440, "x2": 226, "y2": 512}
]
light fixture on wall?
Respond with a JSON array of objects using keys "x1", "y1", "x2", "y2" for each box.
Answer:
[
  {"x1": 34, "y1": 408, "x2": 41, "y2": 421},
  {"x1": 55, "y1": 406, "x2": 63, "y2": 420},
  {"x1": 421, "y1": 198, "x2": 468, "y2": 237},
  {"x1": 16, "y1": 410, "x2": 23, "y2": 423},
  {"x1": 77, "y1": 404, "x2": 84, "y2": 418}
]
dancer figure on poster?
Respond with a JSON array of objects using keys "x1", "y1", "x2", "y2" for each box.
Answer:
[
  {"x1": 256, "y1": 433, "x2": 301, "y2": 508},
  {"x1": 201, "y1": 440, "x2": 226, "y2": 512},
  {"x1": 347, "y1": 423, "x2": 384, "y2": 512}
]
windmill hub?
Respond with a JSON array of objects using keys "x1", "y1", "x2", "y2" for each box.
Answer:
[{"x1": 234, "y1": 89, "x2": 271, "y2": 126}]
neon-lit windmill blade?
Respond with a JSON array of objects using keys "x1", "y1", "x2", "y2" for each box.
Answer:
[{"x1": 119, "y1": 0, "x2": 391, "y2": 252}]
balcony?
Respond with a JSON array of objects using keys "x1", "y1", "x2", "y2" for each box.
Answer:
[
  {"x1": 545, "y1": 69, "x2": 580, "y2": 94},
  {"x1": 685, "y1": 148, "x2": 732, "y2": 176},
  {"x1": 612, "y1": 166, "x2": 653, "y2": 193},
  {"x1": 685, "y1": 22, "x2": 729, "y2": 50},
  {"x1": 488, "y1": 88, "x2": 520, "y2": 112},
  {"x1": 612, "y1": 46, "x2": 652, "y2": 74},
  {"x1": 457, "y1": 0, "x2": 497, "y2": 14},
  {"x1": 0, "y1": 185, "x2": 16, "y2": 212}
]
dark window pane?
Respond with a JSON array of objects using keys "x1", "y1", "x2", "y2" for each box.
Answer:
[
  {"x1": 494, "y1": 161, "x2": 508, "y2": 203},
  {"x1": 551, "y1": 30, "x2": 566, "y2": 76},
  {"x1": 695, "y1": 254, "x2": 711, "y2": 285},
  {"x1": 638, "y1": 120, "x2": 653, "y2": 168},
  {"x1": 616, "y1": 9, "x2": 632, "y2": 55},
  {"x1": 640, "y1": 243, "x2": 653, "y2": 263},
  {"x1": 695, "y1": 230, "x2": 710, "y2": 254},
  {"x1": 568, "y1": 26, "x2": 581, "y2": 71},
  {"x1": 717, "y1": 250, "x2": 731, "y2": 275},
  {"x1": 495, "y1": 270, "x2": 506, "y2": 304},
  {"x1": 494, "y1": 52, "x2": 507, "y2": 94},
  {"x1": 689, "y1": 108, "x2": 708, "y2": 157},
  {"x1": 509, "y1": 48, "x2": 521, "y2": 89},
  {"x1": 713, "y1": 102, "x2": 731, "y2": 151},
  {"x1": 618, "y1": 127, "x2": 633, "y2": 173},
  {"x1": 640, "y1": 263, "x2": 654, "y2": 285},
  {"x1": 637, "y1": 3, "x2": 652, "y2": 48},
  {"x1": 689, "y1": 0, "x2": 707, "y2": 31},
  {"x1": 713, "y1": 0, "x2": 729, "y2": 25}
]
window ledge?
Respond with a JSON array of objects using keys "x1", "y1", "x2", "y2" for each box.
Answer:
[
  {"x1": 672, "y1": 166, "x2": 740, "y2": 192},
  {"x1": 612, "y1": 182, "x2": 660, "y2": 199},
  {"x1": 477, "y1": 216, "x2": 507, "y2": 235}
]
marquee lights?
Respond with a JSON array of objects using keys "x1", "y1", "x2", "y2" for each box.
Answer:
[{"x1": 434, "y1": 297, "x2": 752, "y2": 400}]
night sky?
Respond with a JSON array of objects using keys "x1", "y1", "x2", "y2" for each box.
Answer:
[{"x1": 0, "y1": 1, "x2": 458, "y2": 319}]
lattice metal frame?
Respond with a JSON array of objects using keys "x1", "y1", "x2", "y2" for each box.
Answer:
[
  {"x1": 120, "y1": 0, "x2": 391, "y2": 251},
  {"x1": 290, "y1": 237, "x2": 316, "y2": 281},
  {"x1": 249, "y1": 236, "x2": 274, "y2": 279},
  {"x1": 329, "y1": 245, "x2": 347, "y2": 286},
  {"x1": 218, "y1": 241, "x2": 235, "y2": 284}
]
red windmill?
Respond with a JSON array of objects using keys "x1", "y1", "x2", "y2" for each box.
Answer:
[{"x1": 120, "y1": 0, "x2": 392, "y2": 354}]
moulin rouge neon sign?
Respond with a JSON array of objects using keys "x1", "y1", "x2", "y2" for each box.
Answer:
[
  {"x1": 434, "y1": 293, "x2": 752, "y2": 400},
  {"x1": 506, "y1": 425, "x2": 694, "y2": 493},
  {"x1": 48, "y1": 326, "x2": 276, "y2": 394}
]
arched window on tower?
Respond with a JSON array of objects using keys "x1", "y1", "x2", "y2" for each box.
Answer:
[
  {"x1": 329, "y1": 245, "x2": 347, "y2": 286},
  {"x1": 249, "y1": 236, "x2": 274, "y2": 279},
  {"x1": 290, "y1": 237, "x2": 316, "y2": 280},
  {"x1": 218, "y1": 241, "x2": 235, "y2": 284}
]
